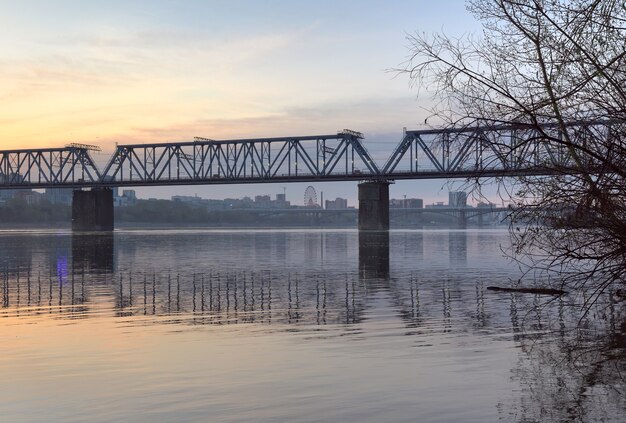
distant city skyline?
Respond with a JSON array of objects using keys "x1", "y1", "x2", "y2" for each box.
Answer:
[
  {"x1": 121, "y1": 184, "x2": 494, "y2": 208},
  {"x1": 4, "y1": 186, "x2": 500, "y2": 210},
  {"x1": 21, "y1": 181, "x2": 501, "y2": 208}
]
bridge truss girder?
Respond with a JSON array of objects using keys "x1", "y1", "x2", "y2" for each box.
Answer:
[
  {"x1": 381, "y1": 121, "x2": 613, "y2": 177},
  {"x1": 100, "y1": 133, "x2": 380, "y2": 186},
  {"x1": 0, "y1": 147, "x2": 101, "y2": 189},
  {"x1": 0, "y1": 121, "x2": 617, "y2": 190}
]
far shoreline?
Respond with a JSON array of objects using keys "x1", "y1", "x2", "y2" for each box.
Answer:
[{"x1": 0, "y1": 221, "x2": 506, "y2": 231}]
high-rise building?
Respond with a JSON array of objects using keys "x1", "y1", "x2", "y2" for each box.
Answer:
[
  {"x1": 44, "y1": 188, "x2": 73, "y2": 205},
  {"x1": 114, "y1": 190, "x2": 138, "y2": 207},
  {"x1": 254, "y1": 195, "x2": 272, "y2": 208},
  {"x1": 449, "y1": 191, "x2": 467, "y2": 208},
  {"x1": 405, "y1": 198, "x2": 423, "y2": 208},
  {"x1": 325, "y1": 197, "x2": 348, "y2": 210},
  {"x1": 390, "y1": 198, "x2": 423, "y2": 208},
  {"x1": 0, "y1": 173, "x2": 31, "y2": 201},
  {"x1": 274, "y1": 193, "x2": 289, "y2": 208}
]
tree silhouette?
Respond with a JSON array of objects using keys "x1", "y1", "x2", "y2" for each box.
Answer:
[{"x1": 401, "y1": 0, "x2": 626, "y2": 303}]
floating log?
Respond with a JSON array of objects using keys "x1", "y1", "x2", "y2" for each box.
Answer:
[{"x1": 486, "y1": 286, "x2": 567, "y2": 295}]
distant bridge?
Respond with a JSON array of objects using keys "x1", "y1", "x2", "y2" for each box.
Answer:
[
  {"x1": 0, "y1": 121, "x2": 612, "y2": 231},
  {"x1": 250, "y1": 206, "x2": 508, "y2": 217}
]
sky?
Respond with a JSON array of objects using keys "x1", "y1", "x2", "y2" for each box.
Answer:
[{"x1": 0, "y1": 0, "x2": 492, "y2": 206}]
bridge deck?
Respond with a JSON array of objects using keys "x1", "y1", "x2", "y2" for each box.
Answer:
[{"x1": 0, "y1": 121, "x2": 613, "y2": 189}]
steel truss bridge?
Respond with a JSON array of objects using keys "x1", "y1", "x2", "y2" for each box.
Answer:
[{"x1": 0, "y1": 121, "x2": 614, "y2": 190}]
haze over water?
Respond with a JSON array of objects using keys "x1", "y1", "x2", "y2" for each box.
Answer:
[{"x1": 1, "y1": 229, "x2": 624, "y2": 422}]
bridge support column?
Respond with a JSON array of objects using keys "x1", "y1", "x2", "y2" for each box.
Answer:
[
  {"x1": 358, "y1": 181, "x2": 390, "y2": 231},
  {"x1": 72, "y1": 188, "x2": 114, "y2": 231},
  {"x1": 457, "y1": 209, "x2": 467, "y2": 228}
]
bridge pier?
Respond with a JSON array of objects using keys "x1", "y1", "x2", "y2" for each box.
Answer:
[
  {"x1": 358, "y1": 181, "x2": 390, "y2": 231},
  {"x1": 457, "y1": 209, "x2": 467, "y2": 228},
  {"x1": 72, "y1": 188, "x2": 114, "y2": 231}
]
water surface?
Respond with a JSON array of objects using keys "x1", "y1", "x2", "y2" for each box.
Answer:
[{"x1": 1, "y1": 229, "x2": 624, "y2": 422}]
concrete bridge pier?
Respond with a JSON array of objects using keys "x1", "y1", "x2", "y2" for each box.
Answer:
[
  {"x1": 358, "y1": 181, "x2": 390, "y2": 231},
  {"x1": 457, "y1": 209, "x2": 467, "y2": 228},
  {"x1": 72, "y1": 188, "x2": 114, "y2": 231}
]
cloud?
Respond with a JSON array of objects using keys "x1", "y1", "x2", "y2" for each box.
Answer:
[
  {"x1": 84, "y1": 95, "x2": 427, "y2": 174},
  {"x1": 0, "y1": 20, "x2": 426, "y2": 153},
  {"x1": 114, "y1": 96, "x2": 420, "y2": 137},
  {"x1": 0, "y1": 22, "x2": 316, "y2": 104}
]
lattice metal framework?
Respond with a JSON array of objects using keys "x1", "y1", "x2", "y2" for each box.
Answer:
[
  {"x1": 99, "y1": 131, "x2": 379, "y2": 187},
  {"x1": 382, "y1": 121, "x2": 615, "y2": 179},
  {"x1": 0, "y1": 146, "x2": 101, "y2": 189},
  {"x1": 0, "y1": 121, "x2": 618, "y2": 189}
]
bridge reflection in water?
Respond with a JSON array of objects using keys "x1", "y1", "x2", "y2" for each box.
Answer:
[
  {"x1": 359, "y1": 231, "x2": 389, "y2": 281},
  {"x1": 0, "y1": 229, "x2": 619, "y2": 334},
  {"x1": 72, "y1": 233, "x2": 115, "y2": 274},
  {"x1": 1, "y1": 229, "x2": 624, "y2": 422},
  {"x1": 0, "y1": 230, "x2": 496, "y2": 328}
]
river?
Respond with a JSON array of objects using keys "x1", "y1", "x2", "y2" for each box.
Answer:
[{"x1": 0, "y1": 229, "x2": 624, "y2": 422}]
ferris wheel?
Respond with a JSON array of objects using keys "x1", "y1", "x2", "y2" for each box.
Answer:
[{"x1": 304, "y1": 186, "x2": 318, "y2": 207}]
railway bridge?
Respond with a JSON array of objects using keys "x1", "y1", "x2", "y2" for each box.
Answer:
[{"x1": 0, "y1": 121, "x2": 610, "y2": 231}]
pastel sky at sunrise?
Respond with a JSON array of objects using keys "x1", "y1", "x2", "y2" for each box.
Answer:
[{"x1": 0, "y1": 0, "x2": 489, "y2": 204}]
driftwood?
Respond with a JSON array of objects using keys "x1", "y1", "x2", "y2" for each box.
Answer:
[{"x1": 486, "y1": 286, "x2": 567, "y2": 295}]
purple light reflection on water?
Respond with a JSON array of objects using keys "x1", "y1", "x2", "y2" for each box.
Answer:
[{"x1": 56, "y1": 256, "x2": 68, "y2": 286}]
